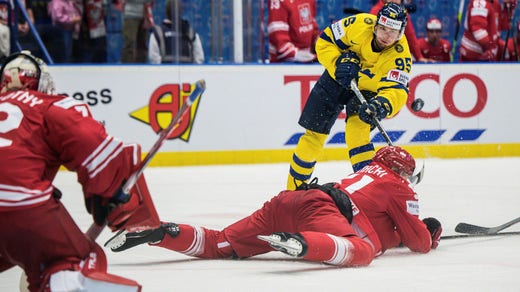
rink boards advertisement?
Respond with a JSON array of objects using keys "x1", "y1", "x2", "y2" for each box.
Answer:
[{"x1": 48, "y1": 63, "x2": 520, "y2": 165}]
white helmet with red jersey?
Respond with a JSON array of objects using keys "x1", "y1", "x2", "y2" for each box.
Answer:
[
  {"x1": 0, "y1": 50, "x2": 55, "y2": 94},
  {"x1": 373, "y1": 146, "x2": 415, "y2": 178}
]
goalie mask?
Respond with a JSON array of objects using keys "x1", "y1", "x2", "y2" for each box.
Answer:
[
  {"x1": 373, "y1": 146, "x2": 415, "y2": 179},
  {"x1": 0, "y1": 51, "x2": 55, "y2": 94},
  {"x1": 376, "y1": 2, "x2": 408, "y2": 40}
]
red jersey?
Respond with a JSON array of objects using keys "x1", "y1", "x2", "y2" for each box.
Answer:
[
  {"x1": 459, "y1": 0, "x2": 511, "y2": 61},
  {"x1": 417, "y1": 37, "x2": 452, "y2": 62},
  {"x1": 267, "y1": 0, "x2": 319, "y2": 62},
  {"x1": 0, "y1": 90, "x2": 140, "y2": 211},
  {"x1": 370, "y1": 1, "x2": 424, "y2": 61},
  {"x1": 340, "y1": 162, "x2": 432, "y2": 254}
]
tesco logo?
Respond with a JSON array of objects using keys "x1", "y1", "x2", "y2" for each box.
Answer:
[
  {"x1": 284, "y1": 73, "x2": 488, "y2": 145},
  {"x1": 285, "y1": 73, "x2": 488, "y2": 119}
]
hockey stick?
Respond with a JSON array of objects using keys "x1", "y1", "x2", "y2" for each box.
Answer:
[
  {"x1": 441, "y1": 231, "x2": 520, "y2": 240},
  {"x1": 455, "y1": 216, "x2": 520, "y2": 235},
  {"x1": 451, "y1": 0, "x2": 465, "y2": 61},
  {"x1": 86, "y1": 79, "x2": 207, "y2": 240},
  {"x1": 502, "y1": 3, "x2": 516, "y2": 61},
  {"x1": 350, "y1": 79, "x2": 393, "y2": 146},
  {"x1": 350, "y1": 79, "x2": 424, "y2": 185}
]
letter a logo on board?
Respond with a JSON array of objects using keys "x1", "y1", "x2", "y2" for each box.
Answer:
[{"x1": 129, "y1": 82, "x2": 202, "y2": 142}]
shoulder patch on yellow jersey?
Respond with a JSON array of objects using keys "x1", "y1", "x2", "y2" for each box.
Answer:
[
  {"x1": 395, "y1": 44, "x2": 404, "y2": 53},
  {"x1": 364, "y1": 17, "x2": 374, "y2": 25},
  {"x1": 331, "y1": 20, "x2": 346, "y2": 40},
  {"x1": 387, "y1": 69, "x2": 410, "y2": 85}
]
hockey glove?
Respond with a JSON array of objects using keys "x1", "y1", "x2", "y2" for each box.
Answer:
[
  {"x1": 85, "y1": 189, "x2": 138, "y2": 230},
  {"x1": 423, "y1": 217, "x2": 442, "y2": 249},
  {"x1": 335, "y1": 51, "x2": 360, "y2": 89},
  {"x1": 358, "y1": 96, "x2": 392, "y2": 126},
  {"x1": 294, "y1": 48, "x2": 316, "y2": 63},
  {"x1": 85, "y1": 195, "x2": 109, "y2": 226},
  {"x1": 107, "y1": 189, "x2": 140, "y2": 231}
]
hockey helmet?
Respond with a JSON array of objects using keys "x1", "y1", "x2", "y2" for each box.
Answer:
[
  {"x1": 0, "y1": 51, "x2": 55, "y2": 94},
  {"x1": 376, "y1": 2, "x2": 408, "y2": 39},
  {"x1": 373, "y1": 146, "x2": 415, "y2": 178}
]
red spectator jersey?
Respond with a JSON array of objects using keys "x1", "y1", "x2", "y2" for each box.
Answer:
[
  {"x1": 267, "y1": 0, "x2": 319, "y2": 62},
  {"x1": 340, "y1": 162, "x2": 432, "y2": 254},
  {"x1": 0, "y1": 90, "x2": 140, "y2": 211},
  {"x1": 460, "y1": 0, "x2": 511, "y2": 61},
  {"x1": 417, "y1": 37, "x2": 452, "y2": 62},
  {"x1": 370, "y1": 0, "x2": 424, "y2": 61}
]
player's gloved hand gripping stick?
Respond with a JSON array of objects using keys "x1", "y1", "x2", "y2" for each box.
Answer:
[{"x1": 86, "y1": 79, "x2": 207, "y2": 240}]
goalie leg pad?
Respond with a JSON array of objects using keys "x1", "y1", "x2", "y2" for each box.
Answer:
[{"x1": 49, "y1": 270, "x2": 141, "y2": 292}]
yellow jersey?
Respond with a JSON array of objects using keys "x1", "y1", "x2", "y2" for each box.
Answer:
[{"x1": 316, "y1": 13, "x2": 412, "y2": 117}]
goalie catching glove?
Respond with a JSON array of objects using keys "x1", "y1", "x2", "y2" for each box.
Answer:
[
  {"x1": 358, "y1": 96, "x2": 392, "y2": 126},
  {"x1": 335, "y1": 51, "x2": 360, "y2": 89},
  {"x1": 423, "y1": 217, "x2": 442, "y2": 249}
]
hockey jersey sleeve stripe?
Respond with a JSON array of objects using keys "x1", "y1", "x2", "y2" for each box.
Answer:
[
  {"x1": 0, "y1": 194, "x2": 52, "y2": 207},
  {"x1": 0, "y1": 184, "x2": 53, "y2": 207},
  {"x1": 267, "y1": 21, "x2": 290, "y2": 33},
  {"x1": 54, "y1": 97, "x2": 86, "y2": 109},
  {"x1": 461, "y1": 37, "x2": 485, "y2": 54},
  {"x1": 473, "y1": 29, "x2": 489, "y2": 41},
  {"x1": 378, "y1": 83, "x2": 409, "y2": 94},
  {"x1": 81, "y1": 136, "x2": 124, "y2": 179},
  {"x1": 470, "y1": 7, "x2": 489, "y2": 17}
]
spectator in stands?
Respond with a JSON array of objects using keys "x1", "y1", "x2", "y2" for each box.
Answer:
[
  {"x1": 121, "y1": 0, "x2": 150, "y2": 63},
  {"x1": 72, "y1": 0, "x2": 107, "y2": 63},
  {"x1": 370, "y1": 0, "x2": 428, "y2": 62},
  {"x1": 47, "y1": 0, "x2": 81, "y2": 63},
  {"x1": 417, "y1": 17, "x2": 451, "y2": 62},
  {"x1": 459, "y1": 0, "x2": 516, "y2": 61},
  {"x1": 148, "y1": 0, "x2": 204, "y2": 64},
  {"x1": 0, "y1": 0, "x2": 9, "y2": 62},
  {"x1": 267, "y1": 0, "x2": 319, "y2": 63}
]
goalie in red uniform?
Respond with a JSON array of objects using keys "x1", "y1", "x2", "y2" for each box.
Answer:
[
  {"x1": 106, "y1": 146, "x2": 442, "y2": 268},
  {"x1": 267, "y1": 0, "x2": 319, "y2": 63},
  {"x1": 0, "y1": 51, "x2": 160, "y2": 291}
]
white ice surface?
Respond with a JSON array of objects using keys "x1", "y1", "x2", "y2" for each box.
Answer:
[{"x1": 2, "y1": 157, "x2": 520, "y2": 291}]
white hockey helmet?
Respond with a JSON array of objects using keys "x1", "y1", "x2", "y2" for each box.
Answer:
[{"x1": 0, "y1": 50, "x2": 55, "y2": 94}]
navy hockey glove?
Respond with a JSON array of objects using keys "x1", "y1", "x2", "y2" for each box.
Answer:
[
  {"x1": 423, "y1": 217, "x2": 442, "y2": 249},
  {"x1": 358, "y1": 96, "x2": 392, "y2": 126},
  {"x1": 335, "y1": 51, "x2": 360, "y2": 89},
  {"x1": 85, "y1": 189, "x2": 131, "y2": 226}
]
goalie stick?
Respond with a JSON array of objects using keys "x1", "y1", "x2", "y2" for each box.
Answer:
[
  {"x1": 455, "y1": 216, "x2": 520, "y2": 235},
  {"x1": 86, "y1": 79, "x2": 207, "y2": 240},
  {"x1": 349, "y1": 79, "x2": 424, "y2": 185}
]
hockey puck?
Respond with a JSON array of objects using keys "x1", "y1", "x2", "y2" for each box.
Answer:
[{"x1": 411, "y1": 98, "x2": 424, "y2": 112}]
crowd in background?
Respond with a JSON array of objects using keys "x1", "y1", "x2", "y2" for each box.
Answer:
[{"x1": 1, "y1": 0, "x2": 519, "y2": 64}]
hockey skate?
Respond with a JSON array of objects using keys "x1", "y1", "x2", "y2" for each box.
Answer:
[
  {"x1": 257, "y1": 232, "x2": 308, "y2": 257},
  {"x1": 105, "y1": 223, "x2": 179, "y2": 252}
]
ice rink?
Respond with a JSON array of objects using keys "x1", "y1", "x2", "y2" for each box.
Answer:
[{"x1": 2, "y1": 157, "x2": 520, "y2": 291}]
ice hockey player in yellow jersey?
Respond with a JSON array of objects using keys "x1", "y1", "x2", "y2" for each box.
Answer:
[{"x1": 287, "y1": 2, "x2": 412, "y2": 190}]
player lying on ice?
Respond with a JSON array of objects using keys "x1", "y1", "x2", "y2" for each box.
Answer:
[
  {"x1": 106, "y1": 146, "x2": 442, "y2": 267},
  {"x1": 0, "y1": 51, "x2": 161, "y2": 291}
]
